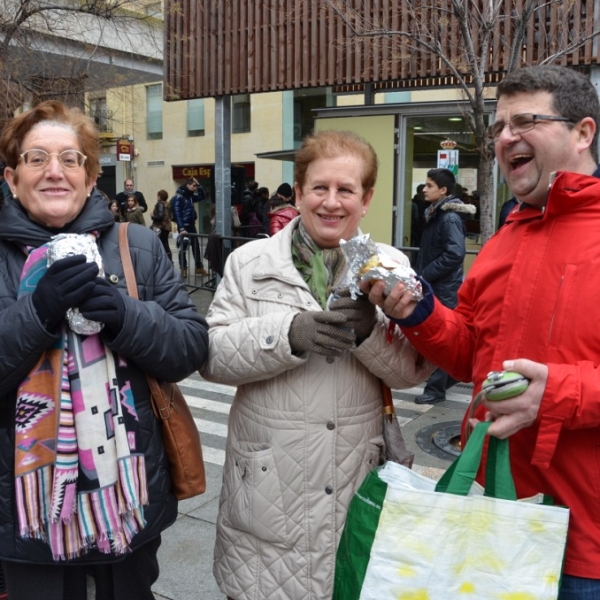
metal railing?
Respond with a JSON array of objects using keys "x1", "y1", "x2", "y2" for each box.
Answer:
[
  {"x1": 175, "y1": 231, "x2": 263, "y2": 293},
  {"x1": 176, "y1": 234, "x2": 482, "y2": 295}
]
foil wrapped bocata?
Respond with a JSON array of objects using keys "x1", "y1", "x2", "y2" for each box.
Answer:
[
  {"x1": 339, "y1": 234, "x2": 423, "y2": 300},
  {"x1": 46, "y1": 233, "x2": 104, "y2": 335}
]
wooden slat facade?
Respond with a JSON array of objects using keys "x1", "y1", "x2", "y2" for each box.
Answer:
[{"x1": 164, "y1": 0, "x2": 600, "y2": 100}]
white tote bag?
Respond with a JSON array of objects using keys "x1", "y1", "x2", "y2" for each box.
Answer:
[{"x1": 334, "y1": 422, "x2": 569, "y2": 600}]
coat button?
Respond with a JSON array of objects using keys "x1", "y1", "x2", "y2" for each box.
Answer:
[
  {"x1": 326, "y1": 356, "x2": 334, "y2": 364},
  {"x1": 252, "y1": 289, "x2": 258, "y2": 294},
  {"x1": 326, "y1": 421, "x2": 335, "y2": 430},
  {"x1": 108, "y1": 274, "x2": 119, "y2": 283},
  {"x1": 325, "y1": 485, "x2": 333, "y2": 495},
  {"x1": 265, "y1": 335, "x2": 273, "y2": 344},
  {"x1": 277, "y1": 293, "x2": 284, "y2": 298}
]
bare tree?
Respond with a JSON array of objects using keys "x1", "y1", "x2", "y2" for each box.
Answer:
[
  {"x1": 0, "y1": 0, "x2": 162, "y2": 127},
  {"x1": 318, "y1": 0, "x2": 600, "y2": 242}
]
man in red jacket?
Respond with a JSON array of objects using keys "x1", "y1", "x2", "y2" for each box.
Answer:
[{"x1": 363, "y1": 65, "x2": 600, "y2": 598}]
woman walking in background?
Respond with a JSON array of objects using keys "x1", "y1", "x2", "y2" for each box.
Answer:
[{"x1": 151, "y1": 189, "x2": 173, "y2": 262}]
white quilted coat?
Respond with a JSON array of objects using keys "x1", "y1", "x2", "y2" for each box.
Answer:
[{"x1": 201, "y1": 219, "x2": 434, "y2": 600}]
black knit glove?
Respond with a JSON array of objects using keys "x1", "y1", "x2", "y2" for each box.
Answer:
[
  {"x1": 32, "y1": 255, "x2": 99, "y2": 331},
  {"x1": 329, "y1": 289, "x2": 377, "y2": 344},
  {"x1": 79, "y1": 278, "x2": 126, "y2": 336},
  {"x1": 288, "y1": 311, "x2": 355, "y2": 357}
]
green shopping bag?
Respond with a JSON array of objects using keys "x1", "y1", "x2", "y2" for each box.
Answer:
[{"x1": 333, "y1": 422, "x2": 569, "y2": 600}]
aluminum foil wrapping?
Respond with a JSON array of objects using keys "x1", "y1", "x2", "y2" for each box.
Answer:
[
  {"x1": 339, "y1": 234, "x2": 423, "y2": 300},
  {"x1": 46, "y1": 233, "x2": 104, "y2": 335}
]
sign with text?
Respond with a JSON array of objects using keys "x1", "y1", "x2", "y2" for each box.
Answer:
[{"x1": 117, "y1": 139, "x2": 132, "y2": 162}]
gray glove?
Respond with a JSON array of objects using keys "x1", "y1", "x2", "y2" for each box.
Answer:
[
  {"x1": 329, "y1": 289, "x2": 377, "y2": 344},
  {"x1": 289, "y1": 311, "x2": 355, "y2": 357}
]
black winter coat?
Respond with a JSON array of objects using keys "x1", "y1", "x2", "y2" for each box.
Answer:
[
  {"x1": 415, "y1": 197, "x2": 474, "y2": 309},
  {"x1": 0, "y1": 191, "x2": 209, "y2": 564}
]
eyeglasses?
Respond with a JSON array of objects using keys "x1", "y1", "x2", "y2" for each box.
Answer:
[
  {"x1": 19, "y1": 149, "x2": 87, "y2": 170},
  {"x1": 488, "y1": 113, "x2": 575, "y2": 141}
]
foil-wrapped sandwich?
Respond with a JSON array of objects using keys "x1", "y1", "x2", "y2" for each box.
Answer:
[
  {"x1": 46, "y1": 233, "x2": 104, "y2": 335},
  {"x1": 339, "y1": 234, "x2": 423, "y2": 300}
]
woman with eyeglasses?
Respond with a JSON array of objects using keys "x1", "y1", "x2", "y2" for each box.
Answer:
[{"x1": 0, "y1": 101, "x2": 209, "y2": 599}]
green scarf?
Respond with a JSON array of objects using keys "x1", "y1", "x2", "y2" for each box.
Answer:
[{"x1": 292, "y1": 221, "x2": 346, "y2": 309}]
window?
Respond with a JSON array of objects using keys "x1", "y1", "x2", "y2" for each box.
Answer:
[
  {"x1": 232, "y1": 94, "x2": 251, "y2": 133},
  {"x1": 187, "y1": 98, "x2": 205, "y2": 137},
  {"x1": 146, "y1": 84, "x2": 163, "y2": 140},
  {"x1": 90, "y1": 97, "x2": 109, "y2": 132},
  {"x1": 293, "y1": 88, "x2": 333, "y2": 144}
]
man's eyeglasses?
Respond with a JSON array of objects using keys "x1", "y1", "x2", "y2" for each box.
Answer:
[
  {"x1": 488, "y1": 113, "x2": 575, "y2": 142},
  {"x1": 19, "y1": 149, "x2": 87, "y2": 170}
]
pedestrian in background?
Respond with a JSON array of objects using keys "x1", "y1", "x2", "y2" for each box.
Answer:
[
  {"x1": 108, "y1": 198, "x2": 122, "y2": 222},
  {"x1": 267, "y1": 192, "x2": 299, "y2": 235},
  {"x1": 201, "y1": 130, "x2": 433, "y2": 600},
  {"x1": 498, "y1": 195, "x2": 520, "y2": 228},
  {"x1": 125, "y1": 194, "x2": 145, "y2": 226},
  {"x1": 275, "y1": 181, "x2": 294, "y2": 204},
  {"x1": 171, "y1": 178, "x2": 209, "y2": 277},
  {"x1": 254, "y1": 186, "x2": 270, "y2": 235},
  {"x1": 362, "y1": 64, "x2": 600, "y2": 599},
  {"x1": 413, "y1": 167, "x2": 475, "y2": 405},
  {"x1": 116, "y1": 178, "x2": 147, "y2": 216},
  {"x1": 151, "y1": 189, "x2": 173, "y2": 262}
]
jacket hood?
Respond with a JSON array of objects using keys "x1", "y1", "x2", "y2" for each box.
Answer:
[
  {"x1": 0, "y1": 188, "x2": 115, "y2": 248},
  {"x1": 176, "y1": 185, "x2": 192, "y2": 198},
  {"x1": 440, "y1": 199, "x2": 477, "y2": 216}
]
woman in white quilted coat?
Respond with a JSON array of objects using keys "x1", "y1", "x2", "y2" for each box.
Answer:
[{"x1": 201, "y1": 130, "x2": 434, "y2": 600}]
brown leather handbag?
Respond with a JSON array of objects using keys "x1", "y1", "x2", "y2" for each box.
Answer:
[{"x1": 118, "y1": 223, "x2": 206, "y2": 499}]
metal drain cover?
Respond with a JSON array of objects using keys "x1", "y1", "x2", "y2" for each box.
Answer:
[{"x1": 416, "y1": 421, "x2": 462, "y2": 460}]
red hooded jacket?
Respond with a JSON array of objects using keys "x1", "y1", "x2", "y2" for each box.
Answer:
[{"x1": 400, "y1": 170, "x2": 600, "y2": 578}]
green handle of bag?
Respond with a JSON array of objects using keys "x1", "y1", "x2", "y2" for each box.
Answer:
[{"x1": 435, "y1": 422, "x2": 517, "y2": 500}]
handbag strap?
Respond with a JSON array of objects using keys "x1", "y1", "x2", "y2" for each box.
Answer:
[
  {"x1": 118, "y1": 223, "x2": 138, "y2": 299},
  {"x1": 117, "y1": 223, "x2": 171, "y2": 420},
  {"x1": 435, "y1": 422, "x2": 517, "y2": 500},
  {"x1": 382, "y1": 382, "x2": 395, "y2": 419}
]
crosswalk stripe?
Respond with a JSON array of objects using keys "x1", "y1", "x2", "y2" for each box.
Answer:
[
  {"x1": 183, "y1": 376, "x2": 471, "y2": 470},
  {"x1": 185, "y1": 395, "x2": 231, "y2": 414},
  {"x1": 193, "y1": 418, "x2": 228, "y2": 437},
  {"x1": 201, "y1": 445, "x2": 226, "y2": 466},
  {"x1": 180, "y1": 378, "x2": 236, "y2": 395}
]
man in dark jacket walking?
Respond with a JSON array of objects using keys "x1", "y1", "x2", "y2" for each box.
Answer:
[
  {"x1": 414, "y1": 168, "x2": 476, "y2": 404},
  {"x1": 171, "y1": 178, "x2": 209, "y2": 277}
]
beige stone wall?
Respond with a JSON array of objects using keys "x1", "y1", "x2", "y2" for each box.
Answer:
[{"x1": 98, "y1": 84, "x2": 289, "y2": 213}]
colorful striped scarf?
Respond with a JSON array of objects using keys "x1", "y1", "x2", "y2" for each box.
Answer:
[{"x1": 15, "y1": 241, "x2": 148, "y2": 560}]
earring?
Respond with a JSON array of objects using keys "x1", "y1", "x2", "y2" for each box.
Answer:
[
  {"x1": 11, "y1": 193, "x2": 17, "y2": 200},
  {"x1": 362, "y1": 210, "x2": 366, "y2": 216},
  {"x1": 86, "y1": 192, "x2": 91, "y2": 198}
]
